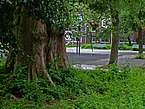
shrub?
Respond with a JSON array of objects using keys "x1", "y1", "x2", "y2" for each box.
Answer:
[
  {"x1": 120, "y1": 44, "x2": 132, "y2": 50},
  {"x1": 132, "y1": 47, "x2": 145, "y2": 51},
  {"x1": 106, "y1": 44, "x2": 112, "y2": 49},
  {"x1": 81, "y1": 44, "x2": 93, "y2": 49},
  {"x1": 81, "y1": 44, "x2": 109, "y2": 49},
  {"x1": 135, "y1": 54, "x2": 145, "y2": 59},
  {"x1": 132, "y1": 48, "x2": 139, "y2": 51},
  {"x1": 81, "y1": 43, "x2": 134, "y2": 50},
  {"x1": 0, "y1": 58, "x2": 6, "y2": 70}
]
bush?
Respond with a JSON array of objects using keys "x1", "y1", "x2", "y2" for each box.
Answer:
[
  {"x1": 81, "y1": 44, "x2": 93, "y2": 49},
  {"x1": 120, "y1": 44, "x2": 132, "y2": 50},
  {"x1": 106, "y1": 44, "x2": 112, "y2": 49},
  {"x1": 132, "y1": 48, "x2": 139, "y2": 51},
  {"x1": 132, "y1": 47, "x2": 145, "y2": 51},
  {"x1": 0, "y1": 58, "x2": 6, "y2": 71},
  {"x1": 135, "y1": 54, "x2": 145, "y2": 59},
  {"x1": 81, "y1": 43, "x2": 134, "y2": 50},
  {"x1": 81, "y1": 44, "x2": 110, "y2": 49}
]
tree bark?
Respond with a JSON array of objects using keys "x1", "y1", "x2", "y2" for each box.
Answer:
[
  {"x1": 4, "y1": 46, "x2": 15, "y2": 73},
  {"x1": 138, "y1": 26, "x2": 143, "y2": 54},
  {"x1": 47, "y1": 29, "x2": 69, "y2": 69},
  {"x1": 6, "y1": 6, "x2": 69, "y2": 87},
  {"x1": 109, "y1": 9, "x2": 120, "y2": 64},
  {"x1": 137, "y1": 11, "x2": 143, "y2": 54}
]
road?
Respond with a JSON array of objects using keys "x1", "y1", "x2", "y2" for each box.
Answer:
[{"x1": 67, "y1": 48, "x2": 145, "y2": 68}]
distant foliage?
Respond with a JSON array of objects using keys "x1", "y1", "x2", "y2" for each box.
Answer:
[
  {"x1": 119, "y1": 44, "x2": 132, "y2": 50},
  {"x1": 135, "y1": 54, "x2": 145, "y2": 59},
  {"x1": 81, "y1": 44, "x2": 94, "y2": 49}
]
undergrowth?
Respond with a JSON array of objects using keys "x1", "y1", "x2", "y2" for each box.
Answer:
[
  {"x1": 135, "y1": 54, "x2": 145, "y2": 59},
  {"x1": 81, "y1": 43, "x2": 133, "y2": 50},
  {"x1": 0, "y1": 61, "x2": 145, "y2": 109}
]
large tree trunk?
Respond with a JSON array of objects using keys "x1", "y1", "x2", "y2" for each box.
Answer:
[
  {"x1": 47, "y1": 30, "x2": 69, "y2": 69},
  {"x1": 109, "y1": 9, "x2": 120, "y2": 64},
  {"x1": 6, "y1": 7, "x2": 69, "y2": 87},
  {"x1": 16, "y1": 9, "x2": 55, "y2": 86}
]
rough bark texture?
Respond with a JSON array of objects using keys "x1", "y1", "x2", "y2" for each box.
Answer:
[
  {"x1": 4, "y1": 46, "x2": 15, "y2": 73},
  {"x1": 47, "y1": 30, "x2": 69, "y2": 69},
  {"x1": 6, "y1": 7, "x2": 69, "y2": 87},
  {"x1": 109, "y1": 9, "x2": 120, "y2": 64}
]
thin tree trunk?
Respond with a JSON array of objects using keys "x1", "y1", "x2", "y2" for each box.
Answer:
[
  {"x1": 138, "y1": 11, "x2": 143, "y2": 54},
  {"x1": 109, "y1": 9, "x2": 120, "y2": 64},
  {"x1": 138, "y1": 26, "x2": 143, "y2": 54},
  {"x1": 128, "y1": 36, "x2": 132, "y2": 46},
  {"x1": 4, "y1": 46, "x2": 15, "y2": 73},
  {"x1": 143, "y1": 29, "x2": 145, "y2": 44}
]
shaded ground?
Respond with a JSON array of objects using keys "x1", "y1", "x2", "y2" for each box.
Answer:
[{"x1": 67, "y1": 48, "x2": 145, "y2": 69}]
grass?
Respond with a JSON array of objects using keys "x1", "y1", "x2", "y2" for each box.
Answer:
[{"x1": 1, "y1": 61, "x2": 145, "y2": 108}]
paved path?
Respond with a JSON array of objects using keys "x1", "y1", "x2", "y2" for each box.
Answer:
[{"x1": 67, "y1": 48, "x2": 145, "y2": 69}]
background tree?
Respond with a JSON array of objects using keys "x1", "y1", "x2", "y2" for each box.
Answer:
[
  {"x1": 108, "y1": 1, "x2": 122, "y2": 64},
  {"x1": 121, "y1": 0, "x2": 145, "y2": 54},
  {"x1": 84, "y1": 0, "x2": 121, "y2": 64}
]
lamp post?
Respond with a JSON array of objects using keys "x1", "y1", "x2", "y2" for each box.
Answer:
[
  {"x1": 76, "y1": 24, "x2": 81, "y2": 54},
  {"x1": 76, "y1": 12, "x2": 83, "y2": 55},
  {"x1": 78, "y1": 24, "x2": 81, "y2": 55}
]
